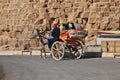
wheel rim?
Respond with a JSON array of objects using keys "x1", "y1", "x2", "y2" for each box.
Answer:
[
  {"x1": 51, "y1": 41, "x2": 64, "y2": 60},
  {"x1": 74, "y1": 41, "x2": 83, "y2": 59}
]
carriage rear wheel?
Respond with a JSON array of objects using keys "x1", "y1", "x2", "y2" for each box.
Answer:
[
  {"x1": 51, "y1": 41, "x2": 65, "y2": 61},
  {"x1": 74, "y1": 41, "x2": 83, "y2": 59}
]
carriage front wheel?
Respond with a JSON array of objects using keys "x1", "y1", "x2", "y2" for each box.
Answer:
[{"x1": 51, "y1": 41, "x2": 65, "y2": 61}]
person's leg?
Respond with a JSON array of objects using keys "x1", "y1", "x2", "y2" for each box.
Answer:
[{"x1": 48, "y1": 38, "x2": 55, "y2": 49}]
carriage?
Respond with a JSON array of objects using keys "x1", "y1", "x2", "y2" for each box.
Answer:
[{"x1": 32, "y1": 26, "x2": 88, "y2": 60}]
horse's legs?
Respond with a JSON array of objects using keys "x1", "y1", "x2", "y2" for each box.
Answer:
[
  {"x1": 40, "y1": 46, "x2": 47, "y2": 59},
  {"x1": 40, "y1": 48, "x2": 43, "y2": 58},
  {"x1": 43, "y1": 47, "x2": 46, "y2": 59}
]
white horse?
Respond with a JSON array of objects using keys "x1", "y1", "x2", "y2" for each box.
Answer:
[{"x1": 31, "y1": 29, "x2": 51, "y2": 58}]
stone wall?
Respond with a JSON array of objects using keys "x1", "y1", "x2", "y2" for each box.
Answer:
[{"x1": 0, "y1": 0, "x2": 120, "y2": 50}]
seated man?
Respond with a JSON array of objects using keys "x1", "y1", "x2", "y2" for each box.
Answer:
[{"x1": 48, "y1": 23, "x2": 60, "y2": 49}]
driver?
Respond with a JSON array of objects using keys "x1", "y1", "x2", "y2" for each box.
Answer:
[{"x1": 48, "y1": 23, "x2": 60, "y2": 49}]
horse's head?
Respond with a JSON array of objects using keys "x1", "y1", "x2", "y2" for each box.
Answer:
[{"x1": 31, "y1": 29, "x2": 44, "y2": 39}]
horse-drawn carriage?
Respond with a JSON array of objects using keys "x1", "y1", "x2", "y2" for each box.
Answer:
[{"x1": 32, "y1": 26, "x2": 88, "y2": 60}]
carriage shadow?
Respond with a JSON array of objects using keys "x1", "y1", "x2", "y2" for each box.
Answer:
[
  {"x1": 81, "y1": 52, "x2": 102, "y2": 59},
  {"x1": 63, "y1": 52, "x2": 102, "y2": 60}
]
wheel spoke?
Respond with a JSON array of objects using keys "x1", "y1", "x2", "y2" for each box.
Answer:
[
  {"x1": 52, "y1": 47, "x2": 57, "y2": 51},
  {"x1": 51, "y1": 41, "x2": 64, "y2": 60}
]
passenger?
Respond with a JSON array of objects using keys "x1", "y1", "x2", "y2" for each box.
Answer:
[
  {"x1": 66, "y1": 22, "x2": 76, "y2": 38},
  {"x1": 76, "y1": 23, "x2": 83, "y2": 31},
  {"x1": 65, "y1": 22, "x2": 75, "y2": 30},
  {"x1": 48, "y1": 23, "x2": 60, "y2": 49}
]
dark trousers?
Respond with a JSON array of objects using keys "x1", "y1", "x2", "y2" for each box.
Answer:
[{"x1": 48, "y1": 38, "x2": 55, "y2": 49}]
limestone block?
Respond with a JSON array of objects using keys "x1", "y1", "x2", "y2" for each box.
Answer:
[
  {"x1": 64, "y1": 3, "x2": 72, "y2": 8},
  {"x1": 65, "y1": 8, "x2": 72, "y2": 13},
  {"x1": 88, "y1": 17, "x2": 96, "y2": 24},
  {"x1": 112, "y1": 17, "x2": 119, "y2": 23},
  {"x1": 108, "y1": 47, "x2": 115, "y2": 53},
  {"x1": 115, "y1": 47, "x2": 120, "y2": 53},
  {"x1": 12, "y1": 26, "x2": 18, "y2": 31},
  {"x1": 38, "y1": 13, "x2": 47, "y2": 19},
  {"x1": 101, "y1": 17, "x2": 110, "y2": 24},
  {"x1": 93, "y1": 0, "x2": 100, "y2": 2},
  {"x1": 89, "y1": 12, "x2": 99, "y2": 18},
  {"x1": 8, "y1": 38, "x2": 18, "y2": 48},
  {"x1": 10, "y1": 31, "x2": 16, "y2": 38},
  {"x1": 9, "y1": 26, "x2": 13, "y2": 31},
  {"x1": 3, "y1": 31, "x2": 9, "y2": 37},
  {"x1": 67, "y1": 12, "x2": 78, "y2": 21},
  {"x1": 73, "y1": 3, "x2": 80, "y2": 7},
  {"x1": 92, "y1": 23, "x2": 100, "y2": 30},
  {"x1": 78, "y1": 2, "x2": 88, "y2": 7},
  {"x1": 22, "y1": 32, "x2": 29, "y2": 39},
  {"x1": 101, "y1": 41, "x2": 107, "y2": 47},
  {"x1": 28, "y1": 13, "x2": 39, "y2": 20},
  {"x1": 100, "y1": 0, "x2": 109, "y2": 2},
  {"x1": 0, "y1": 37, "x2": 3, "y2": 46},
  {"x1": 27, "y1": 31, "x2": 33, "y2": 39},
  {"x1": 17, "y1": 26, "x2": 24, "y2": 32},
  {"x1": 107, "y1": 41, "x2": 115, "y2": 47},
  {"x1": 109, "y1": 22, "x2": 119, "y2": 30},
  {"x1": 30, "y1": 39, "x2": 38, "y2": 47},
  {"x1": 53, "y1": 12, "x2": 59, "y2": 18},
  {"x1": 115, "y1": 41, "x2": 120, "y2": 47},
  {"x1": 0, "y1": 31, "x2": 3, "y2": 35},
  {"x1": 16, "y1": 32, "x2": 22, "y2": 39},
  {"x1": 100, "y1": 23, "x2": 108, "y2": 30},
  {"x1": 64, "y1": 0, "x2": 75, "y2": 3},
  {"x1": 28, "y1": 25, "x2": 34, "y2": 31},
  {"x1": 40, "y1": 0, "x2": 48, "y2": 3},
  {"x1": 101, "y1": 47, "x2": 108, "y2": 52},
  {"x1": 81, "y1": 0, "x2": 87, "y2": 2},
  {"x1": 87, "y1": 37, "x2": 97, "y2": 45},
  {"x1": 0, "y1": 26, "x2": 4, "y2": 31},
  {"x1": 49, "y1": 9, "x2": 56, "y2": 14},
  {"x1": 29, "y1": 0, "x2": 39, "y2": 3},
  {"x1": 59, "y1": 18, "x2": 67, "y2": 23},
  {"x1": 10, "y1": 9, "x2": 18, "y2": 14},
  {"x1": 100, "y1": 12, "x2": 109, "y2": 17},
  {"x1": 2, "y1": 15, "x2": 9, "y2": 19},
  {"x1": 81, "y1": 12, "x2": 89, "y2": 18},
  {"x1": 3, "y1": 26, "x2": 9, "y2": 31},
  {"x1": 77, "y1": 18, "x2": 82, "y2": 23},
  {"x1": 9, "y1": 0, "x2": 19, "y2": 3},
  {"x1": 2, "y1": 37, "x2": 8, "y2": 45},
  {"x1": 0, "y1": 0, "x2": 7, "y2": 3},
  {"x1": 52, "y1": 3, "x2": 60, "y2": 9}
]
